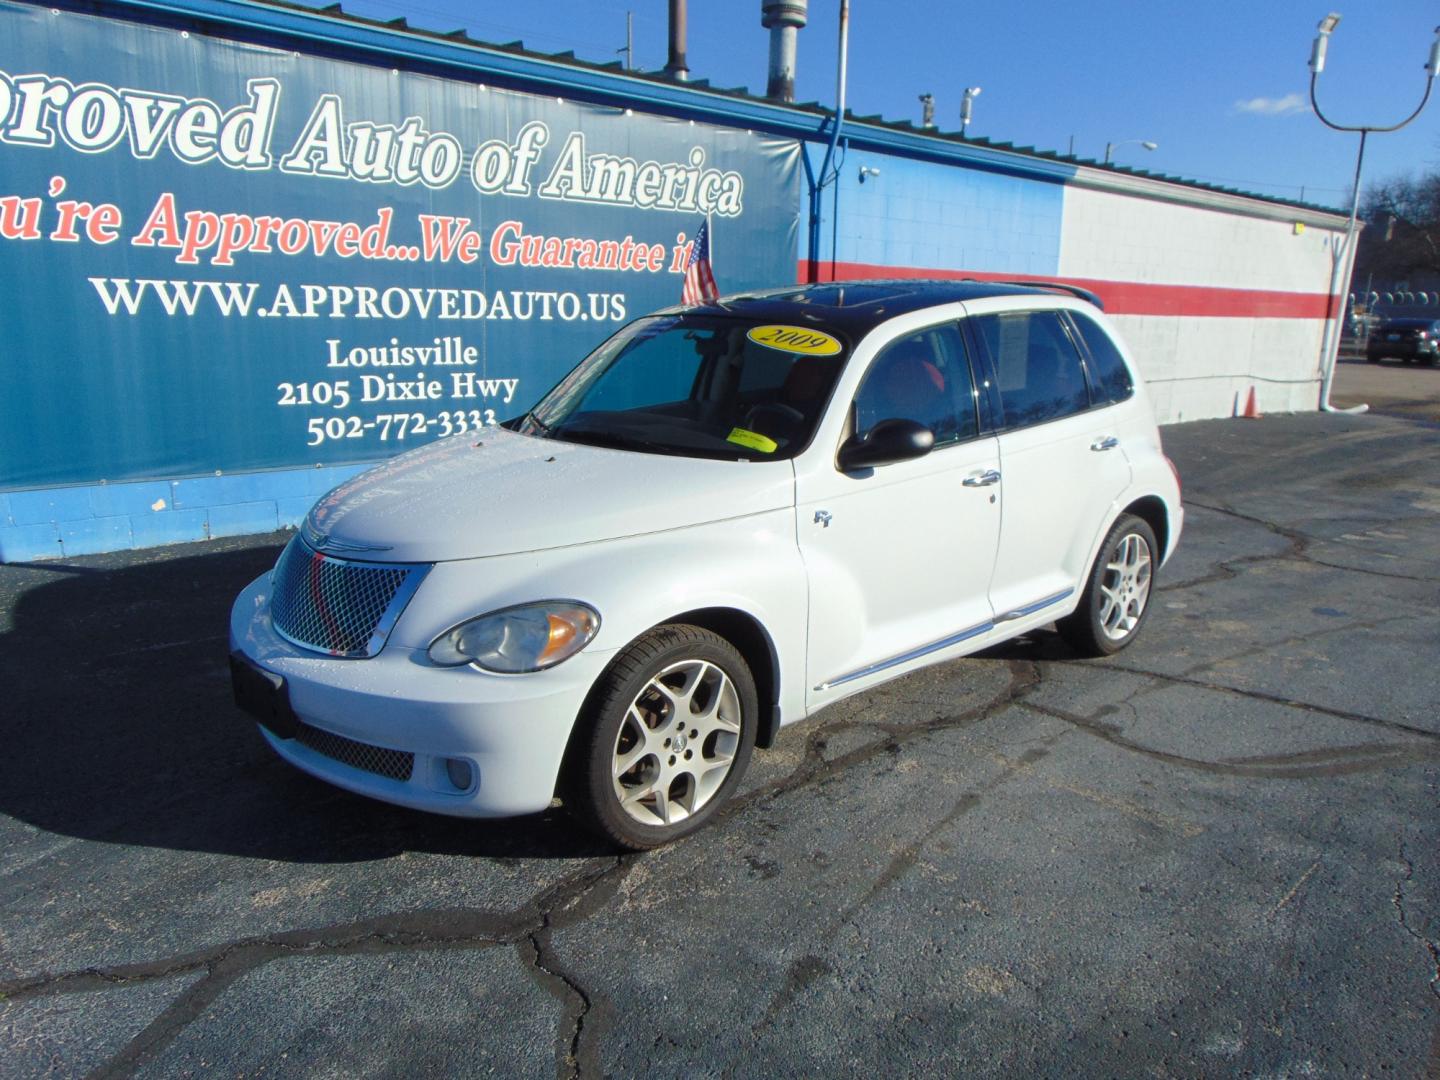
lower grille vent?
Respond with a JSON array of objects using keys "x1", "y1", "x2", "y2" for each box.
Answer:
[{"x1": 295, "y1": 722, "x2": 414, "y2": 782}]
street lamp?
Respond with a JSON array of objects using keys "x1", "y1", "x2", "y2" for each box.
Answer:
[
  {"x1": 960, "y1": 86, "x2": 981, "y2": 137},
  {"x1": 1104, "y1": 139, "x2": 1158, "y2": 164},
  {"x1": 1309, "y1": 12, "x2": 1440, "y2": 413}
]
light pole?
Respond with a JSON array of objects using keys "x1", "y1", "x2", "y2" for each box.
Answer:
[
  {"x1": 960, "y1": 86, "x2": 981, "y2": 137},
  {"x1": 1309, "y1": 12, "x2": 1440, "y2": 413},
  {"x1": 1104, "y1": 139, "x2": 1158, "y2": 164}
]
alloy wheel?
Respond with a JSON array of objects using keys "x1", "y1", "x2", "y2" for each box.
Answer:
[
  {"x1": 1099, "y1": 532, "x2": 1153, "y2": 641},
  {"x1": 610, "y1": 659, "x2": 742, "y2": 827}
]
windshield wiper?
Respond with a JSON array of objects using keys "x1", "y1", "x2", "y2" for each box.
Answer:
[{"x1": 519, "y1": 411, "x2": 553, "y2": 437}]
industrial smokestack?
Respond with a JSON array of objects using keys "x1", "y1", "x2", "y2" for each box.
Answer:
[
  {"x1": 665, "y1": 0, "x2": 689, "y2": 81},
  {"x1": 762, "y1": 0, "x2": 807, "y2": 102}
]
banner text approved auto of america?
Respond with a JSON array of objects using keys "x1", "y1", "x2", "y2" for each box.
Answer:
[{"x1": 0, "y1": 2, "x2": 801, "y2": 487}]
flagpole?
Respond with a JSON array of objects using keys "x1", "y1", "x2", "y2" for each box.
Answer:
[{"x1": 705, "y1": 212, "x2": 713, "y2": 290}]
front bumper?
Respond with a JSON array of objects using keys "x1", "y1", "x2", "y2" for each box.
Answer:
[{"x1": 230, "y1": 573, "x2": 617, "y2": 818}]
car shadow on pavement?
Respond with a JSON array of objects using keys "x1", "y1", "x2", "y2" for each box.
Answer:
[
  {"x1": 972, "y1": 630, "x2": 1076, "y2": 664},
  {"x1": 0, "y1": 541, "x2": 616, "y2": 863}
]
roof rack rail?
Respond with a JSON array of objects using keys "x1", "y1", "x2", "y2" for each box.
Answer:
[{"x1": 963, "y1": 278, "x2": 1104, "y2": 311}]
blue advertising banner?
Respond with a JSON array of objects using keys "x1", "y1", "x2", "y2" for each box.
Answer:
[{"x1": 0, "y1": 2, "x2": 801, "y2": 489}]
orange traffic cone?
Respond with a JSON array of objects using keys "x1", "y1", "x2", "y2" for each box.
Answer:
[{"x1": 1241, "y1": 386, "x2": 1262, "y2": 419}]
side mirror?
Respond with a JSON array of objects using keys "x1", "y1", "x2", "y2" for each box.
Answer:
[{"x1": 837, "y1": 418, "x2": 935, "y2": 471}]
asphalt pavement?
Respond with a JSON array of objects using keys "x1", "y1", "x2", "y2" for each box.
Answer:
[
  {"x1": 2, "y1": 397, "x2": 1438, "y2": 1076},
  {"x1": 1333, "y1": 352, "x2": 1440, "y2": 424}
]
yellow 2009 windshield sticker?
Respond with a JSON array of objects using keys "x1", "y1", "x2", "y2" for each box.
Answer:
[
  {"x1": 746, "y1": 324, "x2": 843, "y2": 356},
  {"x1": 726, "y1": 427, "x2": 778, "y2": 454}
]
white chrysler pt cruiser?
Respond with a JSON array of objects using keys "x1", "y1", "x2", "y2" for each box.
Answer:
[{"x1": 232, "y1": 281, "x2": 1183, "y2": 849}]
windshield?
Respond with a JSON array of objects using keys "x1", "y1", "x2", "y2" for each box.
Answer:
[{"x1": 515, "y1": 315, "x2": 849, "y2": 460}]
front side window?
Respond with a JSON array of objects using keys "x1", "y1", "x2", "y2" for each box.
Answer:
[
  {"x1": 852, "y1": 324, "x2": 977, "y2": 446},
  {"x1": 518, "y1": 315, "x2": 849, "y2": 460},
  {"x1": 971, "y1": 310, "x2": 1090, "y2": 429},
  {"x1": 1070, "y1": 312, "x2": 1134, "y2": 405}
]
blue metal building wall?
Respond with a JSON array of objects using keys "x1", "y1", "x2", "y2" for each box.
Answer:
[
  {"x1": 810, "y1": 145, "x2": 1066, "y2": 277},
  {"x1": 0, "y1": 465, "x2": 367, "y2": 560}
]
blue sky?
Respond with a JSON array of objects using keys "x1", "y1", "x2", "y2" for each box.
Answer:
[{"x1": 337, "y1": 0, "x2": 1440, "y2": 210}]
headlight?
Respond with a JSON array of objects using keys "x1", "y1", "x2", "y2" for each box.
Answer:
[{"x1": 428, "y1": 601, "x2": 600, "y2": 672}]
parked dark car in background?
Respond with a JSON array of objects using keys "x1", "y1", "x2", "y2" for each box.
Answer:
[{"x1": 1367, "y1": 317, "x2": 1440, "y2": 365}]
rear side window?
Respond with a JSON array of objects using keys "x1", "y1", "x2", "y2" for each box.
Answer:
[
  {"x1": 1070, "y1": 312, "x2": 1134, "y2": 405},
  {"x1": 971, "y1": 310, "x2": 1090, "y2": 429},
  {"x1": 853, "y1": 323, "x2": 977, "y2": 447}
]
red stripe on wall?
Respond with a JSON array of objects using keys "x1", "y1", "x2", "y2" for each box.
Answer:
[{"x1": 797, "y1": 261, "x2": 1336, "y2": 320}]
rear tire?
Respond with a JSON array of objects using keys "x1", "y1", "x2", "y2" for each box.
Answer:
[
  {"x1": 1057, "y1": 513, "x2": 1158, "y2": 658},
  {"x1": 565, "y1": 625, "x2": 757, "y2": 850}
]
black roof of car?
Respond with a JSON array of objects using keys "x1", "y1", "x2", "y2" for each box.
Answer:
[{"x1": 664, "y1": 279, "x2": 1101, "y2": 339}]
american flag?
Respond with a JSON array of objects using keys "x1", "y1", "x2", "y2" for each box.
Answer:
[{"x1": 681, "y1": 219, "x2": 719, "y2": 305}]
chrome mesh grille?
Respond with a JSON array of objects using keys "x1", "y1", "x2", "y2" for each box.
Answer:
[
  {"x1": 270, "y1": 537, "x2": 427, "y2": 658},
  {"x1": 295, "y1": 722, "x2": 415, "y2": 781}
]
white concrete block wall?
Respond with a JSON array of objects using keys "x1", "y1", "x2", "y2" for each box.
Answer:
[
  {"x1": 1059, "y1": 182, "x2": 1344, "y2": 423},
  {"x1": 1059, "y1": 185, "x2": 1337, "y2": 291},
  {"x1": 1111, "y1": 315, "x2": 1328, "y2": 422}
]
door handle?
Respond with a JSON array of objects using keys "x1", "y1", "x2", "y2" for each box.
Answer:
[
  {"x1": 1090, "y1": 436, "x2": 1119, "y2": 451},
  {"x1": 962, "y1": 469, "x2": 1001, "y2": 487}
]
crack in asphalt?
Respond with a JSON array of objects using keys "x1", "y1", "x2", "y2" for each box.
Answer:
[
  {"x1": 522, "y1": 929, "x2": 593, "y2": 1080},
  {"x1": 518, "y1": 858, "x2": 631, "y2": 1080},
  {"x1": 1061, "y1": 659, "x2": 1440, "y2": 746},
  {"x1": 1040, "y1": 611, "x2": 1428, "y2": 748},
  {"x1": 1169, "y1": 499, "x2": 1440, "y2": 587},
  {"x1": 1023, "y1": 699, "x2": 1431, "y2": 779},
  {"x1": 1169, "y1": 613, "x2": 1426, "y2": 682},
  {"x1": 1392, "y1": 840, "x2": 1440, "y2": 1005},
  {"x1": 1263, "y1": 859, "x2": 1323, "y2": 921},
  {"x1": 0, "y1": 859, "x2": 631, "y2": 1079}
]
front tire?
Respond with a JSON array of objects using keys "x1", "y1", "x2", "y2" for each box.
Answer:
[
  {"x1": 1057, "y1": 514, "x2": 1158, "y2": 657},
  {"x1": 566, "y1": 625, "x2": 757, "y2": 850}
]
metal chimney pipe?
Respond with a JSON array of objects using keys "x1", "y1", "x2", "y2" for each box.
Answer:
[
  {"x1": 762, "y1": 0, "x2": 807, "y2": 102},
  {"x1": 665, "y1": 0, "x2": 689, "y2": 81}
]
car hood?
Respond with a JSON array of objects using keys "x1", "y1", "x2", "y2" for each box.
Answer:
[{"x1": 303, "y1": 427, "x2": 796, "y2": 563}]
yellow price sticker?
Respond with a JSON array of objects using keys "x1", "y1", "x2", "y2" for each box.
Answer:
[
  {"x1": 746, "y1": 324, "x2": 843, "y2": 356},
  {"x1": 726, "y1": 427, "x2": 778, "y2": 454}
]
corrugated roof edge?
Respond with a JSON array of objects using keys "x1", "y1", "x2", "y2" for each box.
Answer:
[{"x1": 59, "y1": 0, "x2": 1347, "y2": 219}]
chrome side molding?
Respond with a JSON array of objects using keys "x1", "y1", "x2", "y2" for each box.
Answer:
[
  {"x1": 814, "y1": 619, "x2": 993, "y2": 692},
  {"x1": 816, "y1": 588, "x2": 1075, "y2": 691},
  {"x1": 994, "y1": 587, "x2": 1075, "y2": 623}
]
